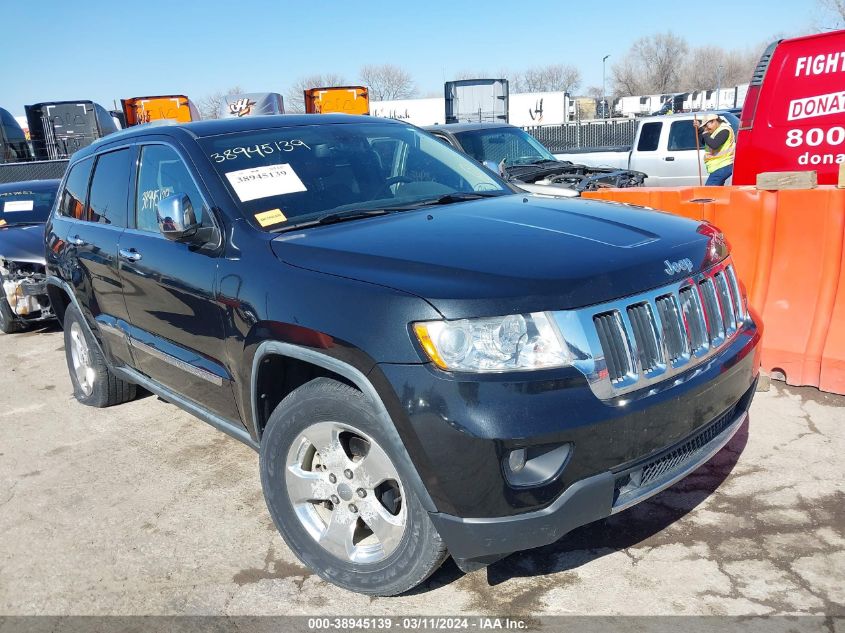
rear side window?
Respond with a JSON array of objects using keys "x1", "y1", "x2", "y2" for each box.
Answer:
[
  {"x1": 88, "y1": 149, "x2": 131, "y2": 227},
  {"x1": 135, "y1": 145, "x2": 206, "y2": 233},
  {"x1": 637, "y1": 122, "x2": 661, "y2": 152},
  {"x1": 59, "y1": 157, "x2": 94, "y2": 220},
  {"x1": 667, "y1": 121, "x2": 698, "y2": 151}
]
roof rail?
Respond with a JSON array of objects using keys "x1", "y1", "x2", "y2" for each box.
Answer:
[{"x1": 88, "y1": 118, "x2": 182, "y2": 148}]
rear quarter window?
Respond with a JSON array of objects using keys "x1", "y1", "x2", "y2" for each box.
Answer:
[{"x1": 59, "y1": 157, "x2": 94, "y2": 220}]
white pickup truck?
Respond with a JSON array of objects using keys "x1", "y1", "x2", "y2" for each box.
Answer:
[{"x1": 554, "y1": 111, "x2": 739, "y2": 187}]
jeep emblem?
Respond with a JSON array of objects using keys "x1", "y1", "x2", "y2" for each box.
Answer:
[{"x1": 664, "y1": 258, "x2": 694, "y2": 275}]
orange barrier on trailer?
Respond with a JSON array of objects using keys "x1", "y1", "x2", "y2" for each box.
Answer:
[{"x1": 582, "y1": 186, "x2": 845, "y2": 395}]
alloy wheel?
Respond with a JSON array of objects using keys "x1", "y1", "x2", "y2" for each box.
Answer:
[
  {"x1": 285, "y1": 421, "x2": 407, "y2": 564},
  {"x1": 69, "y1": 321, "x2": 95, "y2": 396}
]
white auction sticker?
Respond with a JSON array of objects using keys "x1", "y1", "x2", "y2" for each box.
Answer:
[
  {"x1": 4, "y1": 200, "x2": 34, "y2": 212},
  {"x1": 225, "y1": 164, "x2": 307, "y2": 202}
]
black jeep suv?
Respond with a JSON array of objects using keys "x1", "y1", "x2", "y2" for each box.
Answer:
[{"x1": 45, "y1": 115, "x2": 761, "y2": 596}]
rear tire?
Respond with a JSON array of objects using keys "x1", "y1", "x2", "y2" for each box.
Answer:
[
  {"x1": 63, "y1": 304, "x2": 136, "y2": 407},
  {"x1": 260, "y1": 377, "x2": 447, "y2": 596}
]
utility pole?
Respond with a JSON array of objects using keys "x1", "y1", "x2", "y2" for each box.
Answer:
[
  {"x1": 602, "y1": 54, "x2": 610, "y2": 118},
  {"x1": 716, "y1": 64, "x2": 724, "y2": 109}
]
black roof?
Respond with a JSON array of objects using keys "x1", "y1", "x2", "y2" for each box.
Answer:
[
  {"x1": 74, "y1": 114, "x2": 397, "y2": 161},
  {"x1": 424, "y1": 122, "x2": 512, "y2": 133},
  {"x1": 180, "y1": 113, "x2": 382, "y2": 136},
  {"x1": 25, "y1": 101, "x2": 98, "y2": 109},
  {"x1": 0, "y1": 179, "x2": 61, "y2": 193}
]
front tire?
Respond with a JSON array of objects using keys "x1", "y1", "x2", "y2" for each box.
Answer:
[
  {"x1": 63, "y1": 304, "x2": 136, "y2": 407},
  {"x1": 259, "y1": 377, "x2": 447, "y2": 596}
]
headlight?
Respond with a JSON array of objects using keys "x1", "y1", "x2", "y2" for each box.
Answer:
[
  {"x1": 697, "y1": 222, "x2": 730, "y2": 267},
  {"x1": 413, "y1": 312, "x2": 570, "y2": 372}
]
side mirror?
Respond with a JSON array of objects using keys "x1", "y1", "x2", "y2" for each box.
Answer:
[
  {"x1": 157, "y1": 194, "x2": 200, "y2": 241},
  {"x1": 482, "y1": 159, "x2": 506, "y2": 178}
]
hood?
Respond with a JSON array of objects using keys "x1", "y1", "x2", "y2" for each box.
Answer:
[
  {"x1": 0, "y1": 224, "x2": 47, "y2": 265},
  {"x1": 271, "y1": 195, "x2": 718, "y2": 319}
]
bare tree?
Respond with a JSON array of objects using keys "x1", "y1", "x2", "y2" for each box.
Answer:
[
  {"x1": 638, "y1": 32, "x2": 688, "y2": 93},
  {"x1": 612, "y1": 32, "x2": 689, "y2": 96},
  {"x1": 679, "y1": 45, "x2": 762, "y2": 92},
  {"x1": 722, "y1": 48, "x2": 763, "y2": 85},
  {"x1": 680, "y1": 46, "x2": 724, "y2": 91},
  {"x1": 612, "y1": 56, "x2": 649, "y2": 97},
  {"x1": 817, "y1": 0, "x2": 845, "y2": 27},
  {"x1": 452, "y1": 70, "x2": 490, "y2": 80},
  {"x1": 585, "y1": 86, "x2": 603, "y2": 99},
  {"x1": 519, "y1": 64, "x2": 581, "y2": 93},
  {"x1": 447, "y1": 70, "x2": 525, "y2": 95},
  {"x1": 197, "y1": 86, "x2": 245, "y2": 120},
  {"x1": 284, "y1": 73, "x2": 348, "y2": 113},
  {"x1": 359, "y1": 64, "x2": 416, "y2": 100},
  {"x1": 496, "y1": 68, "x2": 524, "y2": 92}
]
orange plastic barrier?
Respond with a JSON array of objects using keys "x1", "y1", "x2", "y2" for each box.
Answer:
[{"x1": 582, "y1": 186, "x2": 845, "y2": 395}]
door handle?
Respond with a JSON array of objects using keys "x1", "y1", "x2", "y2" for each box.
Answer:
[
  {"x1": 68, "y1": 234, "x2": 87, "y2": 246},
  {"x1": 664, "y1": 156, "x2": 675, "y2": 161},
  {"x1": 119, "y1": 248, "x2": 142, "y2": 262}
]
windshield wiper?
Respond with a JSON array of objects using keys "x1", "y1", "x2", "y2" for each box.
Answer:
[
  {"x1": 316, "y1": 208, "x2": 391, "y2": 225},
  {"x1": 417, "y1": 192, "x2": 504, "y2": 206},
  {"x1": 272, "y1": 193, "x2": 503, "y2": 233},
  {"x1": 272, "y1": 208, "x2": 390, "y2": 233},
  {"x1": 507, "y1": 159, "x2": 558, "y2": 169}
]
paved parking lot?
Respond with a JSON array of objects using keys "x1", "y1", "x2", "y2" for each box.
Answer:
[{"x1": 0, "y1": 326, "x2": 843, "y2": 617}]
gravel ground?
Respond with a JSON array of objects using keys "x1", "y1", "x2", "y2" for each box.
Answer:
[{"x1": 0, "y1": 325, "x2": 843, "y2": 621}]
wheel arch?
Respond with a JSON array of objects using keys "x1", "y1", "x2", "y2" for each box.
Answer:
[
  {"x1": 46, "y1": 282, "x2": 71, "y2": 327},
  {"x1": 250, "y1": 340, "x2": 437, "y2": 513}
]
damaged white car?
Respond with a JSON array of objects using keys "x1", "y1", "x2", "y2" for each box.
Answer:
[{"x1": 0, "y1": 179, "x2": 59, "y2": 333}]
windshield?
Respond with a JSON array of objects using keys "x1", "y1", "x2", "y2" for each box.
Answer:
[
  {"x1": 199, "y1": 122, "x2": 511, "y2": 231},
  {"x1": 452, "y1": 126, "x2": 557, "y2": 166},
  {"x1": 0, "y1": 184, "x2": 58, "y2": 226}
]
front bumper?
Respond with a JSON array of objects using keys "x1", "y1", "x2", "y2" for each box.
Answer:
[
  {"x1": 1, "y1": 270, "x2": 53, "y2": 322},
  {"x1": 428, "y1": 384, "x2": 752, "y2": 566},
  {"x1": 372, "y1": 314, "x2": 761, "y2": 567}
]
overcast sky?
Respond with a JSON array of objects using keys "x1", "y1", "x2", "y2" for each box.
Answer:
[{"x1": 1, "y1": 0, "x2": 830, "y2": 115}]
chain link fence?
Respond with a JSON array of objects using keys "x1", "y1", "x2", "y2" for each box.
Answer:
[
  {"x1": 523, "y1": 119, "x2": 638, "y2": 153},
  {"x1": 0, "y1": 160, "x2": 68, "y2": 184}
]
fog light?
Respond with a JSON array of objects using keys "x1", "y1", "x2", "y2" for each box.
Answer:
[
  {"x1": 508, "y1": 448, "x2": 527, "y2": 473},
  {"x1": 504, "y1": 443, "x2": 572, "y2": 488}
]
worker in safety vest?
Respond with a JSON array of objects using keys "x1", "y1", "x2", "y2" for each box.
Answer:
[{"x1": 694, "y1": 113, "x2": 736, "y2": 186}]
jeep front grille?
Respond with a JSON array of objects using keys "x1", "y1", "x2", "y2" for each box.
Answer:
[
  {"x1": 698, "y1": 278, "x2": 724, "y2": 343},
  {"x1": 554, "y1": 258, "x2": 749, "y2": 399},
  {"x1": 627, "y1": 303, "x2": 662, "y2": 373},
  {"x1": 680, "y1": 286, "x2": 708, "y2": 353},
  {"x1": 593, "y1": 311, "x2": 632, "y2": 383},
  {"x1": 714, "y1": 271, "x2": 738, "y2": 331},
  {"x1": 725, "y1": 265, "x2": 746, "y2": 321},
  {"x1": 655, "y1": 294, "x2": 687, "y2": 362}
]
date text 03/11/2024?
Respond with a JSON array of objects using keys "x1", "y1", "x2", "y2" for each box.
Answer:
[{"x1": 307, "y1": 617, "x2": 529, "y2": 630}]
